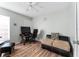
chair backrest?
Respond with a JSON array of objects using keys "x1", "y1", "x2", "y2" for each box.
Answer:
[
  {"x1": 32, "y1": 29, "x2": 38, "y2": 38},
  {"x1": 21, "y1": 26, "x2": 31, "y2": 34}
]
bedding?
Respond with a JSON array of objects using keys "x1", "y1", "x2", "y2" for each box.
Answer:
[
  {"x1": 53, "y1": 39, "x2": 70, "y2": 52},
  {"x1": 40, "y1": 36, "x2": 73, "y2": 57},
  {"x1": 40, "y1": 38, "x2": 54, "y2": 46},
  {"x1": 40, "y1": 38, "x2": 70, "y2": 52}
]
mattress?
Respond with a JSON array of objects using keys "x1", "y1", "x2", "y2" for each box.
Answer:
[
  {"x1": 40, "y1": 38, "x2": 54, "y2": 46},
  {"x1": 40, "y1": 38, "x2": 70, "y2": 52},
  {"x1": 53, "y1": 39, "x2": 70, "y2": 52}
]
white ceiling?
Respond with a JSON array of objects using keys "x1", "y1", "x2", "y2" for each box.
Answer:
[{"x1": 0, "y1": 2, "x2": 73, "y2": 18}]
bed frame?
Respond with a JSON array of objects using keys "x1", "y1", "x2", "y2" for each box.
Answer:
[{"x1": 41, "y1": 36, "x2": 73, "y2": 57}]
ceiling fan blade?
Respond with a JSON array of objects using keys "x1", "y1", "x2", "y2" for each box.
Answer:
[
  {"x1": 33, "y1": 2, "x2": 43, "y2": 8},
  {"x1": 33, "y1": 2, "x2": 39, "y2": 5},
  {"x1": 25, "y1": 2, "x2": 41, "y2": 12},
  {"x1": 36, "y1": 5, "x2": 43, "y2": 8},
  {"x1": 32, "y1": 6, "x2": 39, "y2": 12}
]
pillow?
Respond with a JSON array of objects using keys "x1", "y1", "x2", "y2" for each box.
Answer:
[
  {"x1": 53, "y1": 40, "x2": 70, "y2": 52},
  {"x1": 51, "y1": 33, "x2": 59, "y2": 40}
]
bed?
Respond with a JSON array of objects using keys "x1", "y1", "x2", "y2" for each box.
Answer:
[{"x1": 39, "y1": 36, "x2": 73, "y2": 57}]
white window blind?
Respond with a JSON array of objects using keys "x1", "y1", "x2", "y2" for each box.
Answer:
[{"x1": 0, "y1": 15, "x2": 10, "y2": 43}]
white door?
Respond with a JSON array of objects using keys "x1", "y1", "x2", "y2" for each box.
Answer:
[{"x1": 76, "y1": 2, "x2": 79, "y2": 57}]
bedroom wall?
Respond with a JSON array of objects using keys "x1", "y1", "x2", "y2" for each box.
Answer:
[
  {"x1": 0, "y1": 7, "x2": 32, "y2": 44},
  {"x1": 33, "y1": 3, "x2": 76, "y2": 42},
  {"x1": 33, "y1": 3, "x2": 76, "y2": 56}
]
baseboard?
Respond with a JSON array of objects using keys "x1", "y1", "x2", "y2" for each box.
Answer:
[{"x1": 15, "y1": 42, "x2": 20, "y2": 45}]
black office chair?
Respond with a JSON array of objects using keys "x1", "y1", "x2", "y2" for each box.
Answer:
[
  {"x1": 30, "y1": 29, "x2": 38, "y2": 42},
  {"x1": 20, "y1": 26, "x2": 31, "y2": 45}
]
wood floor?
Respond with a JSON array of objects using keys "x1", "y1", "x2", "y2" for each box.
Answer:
[{"x1": 10, "y1": 42, "x2": 62, "y2": 57}]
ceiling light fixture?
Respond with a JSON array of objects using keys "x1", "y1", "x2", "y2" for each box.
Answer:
[{"x1": 26, "y1": 2, "x2": 42, "y2": 12}]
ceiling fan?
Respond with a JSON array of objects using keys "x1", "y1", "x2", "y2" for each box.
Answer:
[{"x1": 26, "y1": 2, "x2": 42, "y2": 12}]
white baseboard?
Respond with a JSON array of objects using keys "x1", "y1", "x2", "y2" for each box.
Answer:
[{"x1": 15, "y1": 42, "x2": 20, "y2": 45}]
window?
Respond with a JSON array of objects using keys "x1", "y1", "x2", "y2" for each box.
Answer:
[{"x1": 0, "y1": 15, "x2": 10, "y2": 43}]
